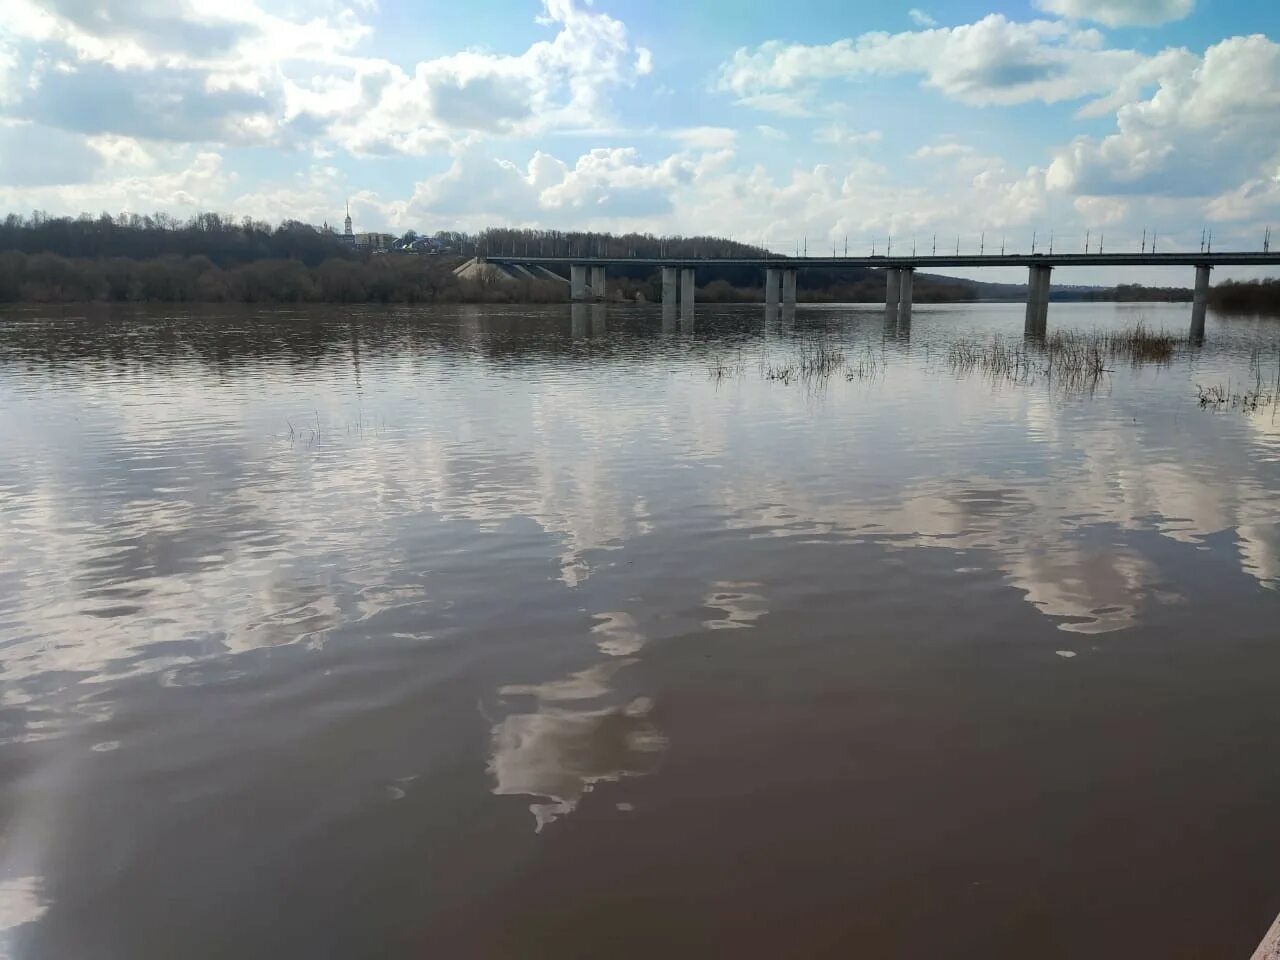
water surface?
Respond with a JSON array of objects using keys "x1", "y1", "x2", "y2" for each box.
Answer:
[{"x1": 2, "y1": 301, "x2": 1280, "y2": 958}]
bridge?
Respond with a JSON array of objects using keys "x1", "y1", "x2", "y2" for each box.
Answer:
[{"x1": 482, "y1": 252, "x2": 1280, "y2": 338}]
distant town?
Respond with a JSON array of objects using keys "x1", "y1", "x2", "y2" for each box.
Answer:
[{"x1": 323, "y1": 203, "x2": 454, "y2": 256}]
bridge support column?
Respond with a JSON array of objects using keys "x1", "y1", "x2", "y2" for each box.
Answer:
[
  {"x1": 899, "y1": 267, "x2": 914, "y2": 322},
  {"x1": 765, "y1": 268, "x2": 781, "y2": 305},
  {"x1": 885, "y1": 268, "x2": 901, "y2": 320},
  {"x1": 1024, "y1": 266, "x2": 1040, "y2": 331},
  {"x1": 591, "y1": 265, "x2": 607, "y2": 301},
  {"x1": 1038, "y1": 266, "x2": 1052, "y2": 331},
  {"x1": 680, "y1": 268, "x2": 696, "y2": 319},
  {"x1": 1025, "y1": 265, "x2": 1051, "y2": 335},
  {"x1": 662, "y1": 266, "x2": 678, "y2": 307},
  {"x1": 1191, "y1": 264, "x2": 1211, "y2": 340},
  {"x1": 571, "y1": 264, "x2": 588, "y2": 302},
  {"x1": 782, "y1": 269, "x2": 797, "y2": 306}
]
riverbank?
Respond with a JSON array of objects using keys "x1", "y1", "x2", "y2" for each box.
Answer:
[
  {"x1": 0, "y1": 251, "x2": 567, "y2": 305},
  {"x1": 0, "y1": 250, "x2": 988, "y2": 306}
]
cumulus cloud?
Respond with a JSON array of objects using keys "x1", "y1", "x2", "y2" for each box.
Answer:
[
  {"x1": 1045, "y1": 35, "x2": 1280, "y2": 199},
  {"x1": 814, "y1": 123, "x2": 882, "y2": 146},
  {"x1": 0, "y1": 150, "x2": 231, "y2": 214},
  {"x1": 400, "y1": 144, "x2": 725, "y2": 229},
  {"x1": 1034, "y1": 0, "x2": 1195, "y2": 28},
  {"x1": 1, "y1": 0, "x2": 651, "y2": 155},
  {"x1": 671, "y1": 126, "x2": 738, "y2": 150},
  {"x1": 717, "y1": 15, "x2": 1147, "y2": 111},
  {"x1": 302, "y1": 0, "x2": 653, "y2": 154},
  {"x1": 14, "y1": 60, "x2": 279, "y2": 143},
  {"x1": 1206, "y1": 174, "x2": 1280, "y2": 223},
  {"x1": 909, "y1": 9, "x2": 938, "y2": 28},
  {"x1": 912, "y1": 142, "x2": 976, "y2": 160},
  {"x1": 384, "y1": 136, "x2": 1054, "y2": 253}
]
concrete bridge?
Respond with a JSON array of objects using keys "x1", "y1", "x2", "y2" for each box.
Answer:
[{"x1": 483, "y1": 252, "x2": 1280, "y2": 338}]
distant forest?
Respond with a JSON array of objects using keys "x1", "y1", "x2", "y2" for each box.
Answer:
[
  {"x1": 1083, "y1": 283, "x2": 1193, "y2": 303},
  {"x1": 0, "y1": 212, "x2": 980, "y2": 304},
  {"x1": 1209, "y1": 279, "x2": 1280, "y2": 311},
  {"x1": 0, "y1": 212, "x2": 777, "y2": 270}
]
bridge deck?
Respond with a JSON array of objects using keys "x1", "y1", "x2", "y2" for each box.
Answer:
[{"x1": 486, "y1": 253, "x2": 1280, "y2": 269}]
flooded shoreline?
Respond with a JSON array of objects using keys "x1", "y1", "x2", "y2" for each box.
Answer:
[{"x1": 2, "y1": 301, "x2": 1279, "y2": 958}]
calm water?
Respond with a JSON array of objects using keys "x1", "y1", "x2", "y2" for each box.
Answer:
[{"x1": 2, "y1": 301, "x2": 1280, "y2": 958}]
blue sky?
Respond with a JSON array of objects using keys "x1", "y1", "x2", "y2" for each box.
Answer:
[{"x1": 1, "y1": 0, "x2": 1278, "y2": 281}]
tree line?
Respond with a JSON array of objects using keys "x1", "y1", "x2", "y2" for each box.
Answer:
[
  {"x1": 0, "y1": 212, "x2": 357, "y2": 267},
  {"x1": 0, "y1": 251, "x2": 565, "y2": 304},
  {"x1": 0, "y1": 250, "x2": 995, "y2": 305},
  {"x1": 1208, "y1": 280, "x2": 1280, "y2": 312}
]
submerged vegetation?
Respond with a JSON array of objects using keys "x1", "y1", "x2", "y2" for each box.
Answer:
[
  {"x1": 707, "y1": 323, "x2": 1259, "y2": 403},
  {"x1": 1195, "y1": 383, "x2": 1276, "y2": 413},
  {"x1": 1196, "y1": 345, "x2": 1280, "y2": 415},
  {"x1": 947, "y1": 324, "x2": 1180, "y2": 391},
  {"x1": 712, "y1": 335, "x2": 884, "y2": 386},
  {"x1": 718, "y1": 321, "x2": 1280, "y2": 418}
]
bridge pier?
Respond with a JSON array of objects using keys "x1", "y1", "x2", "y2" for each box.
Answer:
[
  {"x1": 570, "y1": 263, "x2": 589, "y2": 302},
  {"x1": 591, "y1": 265, "x2": 607, "y2": 301},
  {"x1": 662, "y1": 266, "x2": 679, "y2": 309},
  {"x1": 680, "y1": 268, "x2": 696, "y2": 319},
  {"x1": 765, "y1": 268, "x2": 781, "y2": 305},
  {"x1": 1038, "y1": 266, "x2": 1052, "y2": 330},
  {"x1": 885, "y1": 268, "x2": 901, "y2": 320},
  {"x1": 1191, "y1": 264, "x2": 1211, "y2": 340},
  {"x1": 1025, "y1": 264, "x2": 1051, "y2": 335},
  {"x1": 782, "y1": 269, "x2": 797, "y2": 307},
  {"x1": 899, "y1": 267, "x2": 914, "y2": 322}
]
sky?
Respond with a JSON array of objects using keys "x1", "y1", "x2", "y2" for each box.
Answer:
[{"x1": 1, "y1": 0, "x2": 1278, "y2": 283}]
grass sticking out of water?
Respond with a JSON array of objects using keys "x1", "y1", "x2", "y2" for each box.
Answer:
[
  {"x1": 948, "y1": 324, "x2": 1183, "y2": 393},
  {"x1": 797, "y1": 338, "x2": 845, "y2": 378},
  {"x1": 1196, "y1": 382, "x2": 1276, "y2": 413},
  {"x1": 707, "y1": 351, "x2": 746, "y2": 382},
  {"x1": 1093, "y1": 323, "x2": 1179, "y2": 364}
]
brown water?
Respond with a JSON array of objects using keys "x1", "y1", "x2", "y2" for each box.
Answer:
[{"x1": 1, "y1": 301, "x2": 1280, "y2": 959}]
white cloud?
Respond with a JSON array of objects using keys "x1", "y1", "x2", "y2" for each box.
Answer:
[
  {"x1": 1, "y1": 0, "x2": 651, "y2": 156},
  {"x1": 909, "y1": 9, "x2": 937, "y2": 28},
  {"x1": 814, "y1": 123, "x2": 882, "y2": 146},
  {"x1": 1073, "y1": 194, "x2": 1130, "y2": 225},
  {"x1": 387, "y1": 136, "x2": 1055, "y2": 251},
  {"x1": 398, "y1": 144, "x2": 729, "y2": 230},
  {"x1": 755, "y1": 124, "x2": 788, "y2": 141},
  {"x1": 1045, "y1": 35, "x2": 1280, "y2": 201},
  {"x1": 671, "y1": 126, "x2": 738, "y2": 150},
  {"x1": 912, "y1": 142, "x2": 976, "y2": 160},
  {"x1": 732, "y1": 92, "x2": 815, "y2": 117},
  {"x1": 313, "y1": 0, "x2": 653, "y2": 154},
  {"x1": 1205, "y1": 172, "x2": 1280, "y2": 223},
  {"x1": 1034, "y1": 0, "x2": 1195, "y2": 28},
  {"x1": 0, "y1": 149, "x2": 232, "y2": 213},
  {"x1": 717, "y1": 15, "x2": 1147, "y2": 111}
]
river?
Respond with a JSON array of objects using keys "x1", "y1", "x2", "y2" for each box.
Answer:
[{"x1": 1, "y1": 301, "x2": 1279, "y2": 958}]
